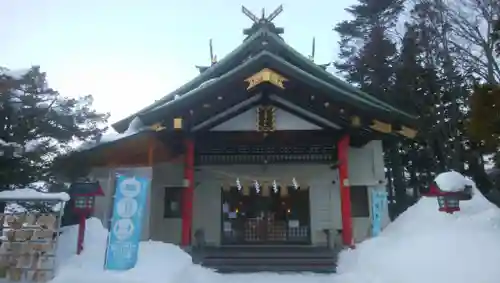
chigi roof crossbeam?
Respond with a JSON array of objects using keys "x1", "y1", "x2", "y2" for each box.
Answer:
[{"x1": 242, "y1": 5, "x2": 284, "y2": 37}]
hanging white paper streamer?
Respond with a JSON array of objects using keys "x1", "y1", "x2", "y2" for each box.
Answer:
[
  {"x1": 236, "y1": 178, "x2": 242, "y2": 191},
  {"x1": 254, "y1": 180, "x2": 261, "y2": 193},
  {"x1": 272, "y1": 180, "x2": 278, "y2": 193}
]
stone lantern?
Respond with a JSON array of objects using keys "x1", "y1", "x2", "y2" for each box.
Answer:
[{"x1": 423, "y1": 171, "x2": 473, "y2": 214}]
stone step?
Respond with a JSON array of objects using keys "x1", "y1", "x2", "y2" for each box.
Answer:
[
  {"x1": 191, "y1": 246, "x2": 337, "y2": 273},
  {"x1": 208, "y1": 264, "x2": 336, "y2": 273},
  {"x1": 203, "y1": 257, "x2": 335, "y2": 266}
]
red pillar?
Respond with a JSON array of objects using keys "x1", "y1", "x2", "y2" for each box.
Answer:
[
  {"x1": 181, "y1": 137, "x2": 195, "y2": 246},
  {"x1": 338, "y1": 134, "x2": 353, "y2": 247},
  {"x1": 76, "y1": 214, "x2": 86, "y2": 254}
]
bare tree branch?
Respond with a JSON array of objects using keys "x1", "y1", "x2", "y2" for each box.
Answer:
[{"x1": 444, "y1": 0, "x2": 500, "y2": 83}]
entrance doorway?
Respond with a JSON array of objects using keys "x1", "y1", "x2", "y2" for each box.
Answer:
[{"x1": 221, "y1": 185, "x2": 311, "y2": 245}]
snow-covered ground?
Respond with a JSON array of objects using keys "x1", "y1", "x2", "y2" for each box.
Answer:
[
  {"x1": 52, "y1": 218, "x2": 332, "y2": 283},
  {"x1": 51, "y1": 172, "x2": 500, "y2": 283},
  {"x1": 335, "y1": 176, "x2": 500, "y2": 283}
]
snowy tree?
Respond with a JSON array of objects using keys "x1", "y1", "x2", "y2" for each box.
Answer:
[
  {"x1": 495, "y1": 18, "x2": 500, "y2": 55},
  {"x1": 0, "y1": 66, "x2": 108, "y2": 200},
  {"x1": 334, "y1": 0, "x2": 409, "y2": 217}
]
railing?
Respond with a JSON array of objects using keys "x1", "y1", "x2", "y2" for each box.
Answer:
[{"x1": 222, "y1": 218, "x2": 310, "y2": 244}]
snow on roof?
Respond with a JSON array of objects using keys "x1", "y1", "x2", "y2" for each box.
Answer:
[
  {"x1": 0, "y1": 188, "x2": 69, "y2": 201},
  {"x1": 76, "y1": 117, "x2": 149, "y2": 152},
  {"x1": 197, "y1": 77, "x2": 218, "y2": 89},
  {"x1": 98, "y1": 127, "x2": 122, "y2": 144},
  {"x1": 148, "y1": 77, "x2": 220, "y2": 113},
  {"x1": 125, "y1": 116, "x2": 145, "y2": 134},
  {"x1": 434, "y1": 171, "x2": 471, "y2": 192}
]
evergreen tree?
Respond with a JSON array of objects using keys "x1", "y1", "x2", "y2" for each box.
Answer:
[
  {"x1": 394, "y1": 24, "x2": 436, "y2": 197},
  {"x1": 334, "y1": 0, "x2": 483, "y2": 213},
  {"x1": 334, "y1": 0, "x2": 409, "y2": 216},
  {"x1": 0, "y1": 66, "x2": 108, "y2": 203},
  {"x1": 334, "y1": 0, "x2": 403, "y2": 101}
]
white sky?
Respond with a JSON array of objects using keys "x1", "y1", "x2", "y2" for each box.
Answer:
[{"x1": 1, "y1": 0, "x2": 356, "y2": 123}]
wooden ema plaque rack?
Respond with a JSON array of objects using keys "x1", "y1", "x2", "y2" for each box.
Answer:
[{"x1": 0, "y1": 212, "x2": 61, "y2": 283}]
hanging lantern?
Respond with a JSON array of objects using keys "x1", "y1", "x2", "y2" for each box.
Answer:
[
  {"x1": 292, "y1": 178, "x2": 299, "y2": 190},
  {"x1": 422, "y1": 172, "x2": 473, "y2": 214},
  {"x1": 436, "y1": 195, "x2": 460, "y2": 213}
]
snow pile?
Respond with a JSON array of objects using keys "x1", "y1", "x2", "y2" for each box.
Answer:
[
  {"x1": 335, "y1": 172, "x2": 500, "y2": 283},
  {"x1": 52, "y1": 218, "x2": 213, "y2": 283},
  {"x1": 434, "y1": 171, "x2": 473, "y2": 192},
  {"x1": 0, "y1": 188, "x2": 69, "y2": 201},
  {"x1": 97, "y1": 127, "x2": 123, "y2": 144}
]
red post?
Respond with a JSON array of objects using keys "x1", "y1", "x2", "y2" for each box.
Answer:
[
  {"x1": 181, "y1": 137, "x2": 195, "y2": 246},
  {"x1": 338, "y1": 134, "x2": 353, "y2": 247},
  {"x1": 77, "y1": 214, "x2": 86, "y2": 254}
]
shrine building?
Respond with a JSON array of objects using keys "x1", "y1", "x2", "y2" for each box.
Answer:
[{"x1": 62, "y1": 6, "x2": 418, "y2": 272}]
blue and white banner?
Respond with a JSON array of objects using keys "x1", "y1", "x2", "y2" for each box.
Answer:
[
  {"x1": 104, "y1": 174, "x2": 150, "y2": 271},
  {"x1": 370, "y1": 188, "x2": 388, "y2": 237}
]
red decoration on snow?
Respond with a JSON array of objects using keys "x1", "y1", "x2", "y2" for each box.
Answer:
[
  {"x1": 69, "y1": 181, "x2": 105, "y2": 254},
  {"x1": 422, "y1": 181, "x2": 472, "y2": 214}
]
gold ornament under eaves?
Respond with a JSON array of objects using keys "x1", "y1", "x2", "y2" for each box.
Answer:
[{"x1": 244, "y1": 68, "x2": 288, "y2": 90}]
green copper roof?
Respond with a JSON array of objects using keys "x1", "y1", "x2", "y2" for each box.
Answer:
[
  {"x1": 114, "y1": 24, "x2": 416, "y2": 132},
  {"x1": 263, "y1": 30, "x2": 416, "y2": 119},
  {"x1": 139, "y1": 50, "x2": 407, "y2": 127}
]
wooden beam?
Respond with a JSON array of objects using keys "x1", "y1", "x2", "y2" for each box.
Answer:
[
  {"x1": 192, "y1": 94, "x2": 262, "y2": 131},
  {"x1": 370, "y1": 120, "x2": 392, "y2": 133},
  {"x1": 397, "y1": 126, "x2": 418, "y2": 139},
  {"x1": 173, "y1": 117, "x2": 183, "y2": 130},
  {"x1": 350, "y1": 116, "x2": 361, "y2": 127},
  {"x1": 150, "y1": 123, "x2": 166, "y2": 132},
  {"x1": 269, "y1": 94, "x2": 342, "y2": 129}
]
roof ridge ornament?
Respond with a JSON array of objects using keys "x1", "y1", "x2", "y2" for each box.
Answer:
[{"x1": 242, "y1": 5, "x2": 284, "y2": 36}]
